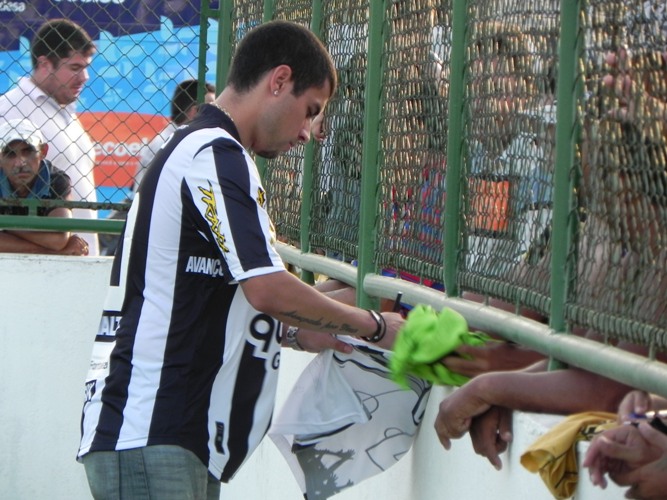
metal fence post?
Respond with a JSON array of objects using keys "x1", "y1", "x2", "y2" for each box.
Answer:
[
  {"x1": 549, "y1": 0, "x2": 583, "y2": 369},
  {"x1": 356, "y1": 0, "x2": 386, "y2": 310},
  {"x1": 443, "y1": 0, "x2": 467, "y2": 298}
]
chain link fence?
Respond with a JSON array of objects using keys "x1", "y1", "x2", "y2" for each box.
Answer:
[
  {"x1": 0, "y1": 1, "x2": 217, "y2": 255},
  {"x1": 1, "y1": 0, "x2": 665, "y2": 352},
  {"x1": 254, "y1": 0, "x2": 666, "y2": 350},
  {"x1": 574, "y1": 0, "x2": 667, "y2": 345}
]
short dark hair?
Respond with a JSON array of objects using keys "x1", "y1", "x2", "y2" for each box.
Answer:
[
  {"x1": 171, "y1": 79, "x2": 215, "y2": 125},
  {"x1": 227, "y1": 20, "x2": 337, "y2": 98},
  {"x1": 31, "y1": 19, "x2": 95, "y2": 68}
]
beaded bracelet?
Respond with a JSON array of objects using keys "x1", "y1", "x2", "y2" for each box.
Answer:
[{"x1": 362, "y1": 309, "x2": 386, "y2": 343}]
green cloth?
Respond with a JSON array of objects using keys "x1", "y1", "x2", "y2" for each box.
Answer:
[{"x1": 389, "y1": 305, "x2": 490, "y2": 388}]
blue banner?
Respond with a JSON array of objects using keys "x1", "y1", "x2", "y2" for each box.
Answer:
[
  {"x1": 0, "y1": 0, "x2": 212, "y2": 50},
  {"x1": 0, "y1": 1, "x2": 218, "y2": 116}
]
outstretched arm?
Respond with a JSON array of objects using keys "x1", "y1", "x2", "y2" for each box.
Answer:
[
  {"x1": 441, "y1": 342, "x2": 545, "y2": 378},
  {"x1": 435, "y1": 358, "x2": 636, "y2": 468},
  {"x1": 241, "y1": 271, "x2": 403, "y2": 351},
  {"x1": 603, "y1": 49, "x2": 667, "y2": 141}
]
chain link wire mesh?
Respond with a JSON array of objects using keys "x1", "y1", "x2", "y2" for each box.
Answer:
[
  {"x1": 260, "y1": 1, "x2": 312, "y2": 247},
  {"x1": 1, "y1": 3, "x2": 214, "y2": 203},
  {"x1": 457, "y1": 1, "x2": 560, "y2": 316},
  {"x1": 1, "y1": 0, "x2": 665, "y2": 350},
  {"x1": 309, "y1": 1, "x2": 370, "y2": 260},
  {"x1": 573, "y1": 0, "x2": 667, "y2": 347},
  {"x1": 374, "y1": 1, "x2": 450, "y2": 286},
  {"x1": 0, "y1": 1, "x2": 217, "y2": 255}
]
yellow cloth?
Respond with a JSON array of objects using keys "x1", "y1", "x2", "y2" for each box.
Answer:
[{"x1": 520, "y1": 411, "x2": 618, "y2": 499}]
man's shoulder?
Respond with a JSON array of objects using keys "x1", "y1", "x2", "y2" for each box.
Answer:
[
  {"x1": 46, "y1": 161, "x2": 70, "y2": 177},
  {"x1": 0, "y1": 84, "x2": 22, "y2": 109},
  {"x1": 0, "y1": 79, "x2": 42, "y2": 114},
  {"x1": 0, "y1": 77, "x2": 32, "y2": 99},
  {"x1": 45, "y1": 161, "x2": 72, "y2": 197},
  {"x1": 47, "y1": 161, "x2": 71, "y2": 181}
]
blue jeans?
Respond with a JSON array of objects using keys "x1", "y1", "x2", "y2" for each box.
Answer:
[{"x1": 82, "y1": 445, "x2": 221, "y2": 500}]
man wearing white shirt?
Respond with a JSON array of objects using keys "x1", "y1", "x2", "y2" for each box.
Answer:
[
  {"x1": 133, "y1": 79, "x2": 216, "y2": 192},
  {"x1": 0, "y1": 18, "x2": 99, "y2": 255}
]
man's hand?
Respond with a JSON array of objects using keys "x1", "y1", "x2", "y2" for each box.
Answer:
[
  {"x1": 60, "y1": 234, "x2": 89, "y2": 256},
  {"x1": 441, "y1": 342, "x2": 544, "y2": 378},
  {"x1": 469, "y1": 406, "x2": 513, "y2": 470},
  {"x1": 434, "y1": 377, "x2": 493, "y2": 450},
  {"x1": 602, "y1": 49, "x2": 667, "y2": 132},
  {"x1": 617, "y1": 390, "x2": 652, "y2": 423},
  {"x1": 583, "y1": 422, "x2": 667, "y2": 499},
  {"x1": 603, "y1": 48, "x2": 639, "y2": 123},
  {"x1": 311, "y1": 112, "x2": 326, "y2": 143},
  {"x1": 613, "y1": 424, "x2": 667, "y2": 500},
  {"x1": 290, "y1": 329, "x2": 353, "y2": 354}
]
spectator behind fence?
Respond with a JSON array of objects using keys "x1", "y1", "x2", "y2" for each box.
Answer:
[
  {"x1": 133, "y1": 79, "x2": 216, "y2": 192},
  {"x1": 433, "y1": 39, "x2": 667, "y2": 472},
  {"x1": 314, "y1": 12, "x2": 546, "y2": 375},
  {"x1": 584, "y1": 390, "x2": 667, "y2": 500},
  {"x1": 0, "y1": 118, "x2": 89, "y2": 255},
  {"x1": 465, "y1": 19, "x2": 557, "y2": 278},
  {"x1": 0, "y1": 18, "x2": 99, "y2": 255},
  {"x1": 77, "y1": 20, "x2": 404, "y2": 499},
  {"x1": 99, "y1": 79, "x2": 216, "y2": 256}
]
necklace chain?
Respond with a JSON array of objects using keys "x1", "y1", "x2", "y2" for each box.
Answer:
[{"x1": 212, "y1": 102, "x2": 236, "y2": 127}]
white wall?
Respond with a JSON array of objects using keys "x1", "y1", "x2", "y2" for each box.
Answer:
[
  {"x1": 0, "y1": 254, "x2": 626, "y2": 499},
  {"x1": 0, "y1": 255, "x2": 110, "y2": 499}
]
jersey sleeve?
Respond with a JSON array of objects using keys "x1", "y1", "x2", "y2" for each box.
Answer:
[{"x1": 183, "y1": 134, "x2": 285, "y2": 282}]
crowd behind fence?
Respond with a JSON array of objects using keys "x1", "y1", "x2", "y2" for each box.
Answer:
[
  {"x1": 0, "y1": 1, "x2": 666, "y2": 392},
  {"x1": 251, "y1": 0, "x2": 666, "y2": 354}
]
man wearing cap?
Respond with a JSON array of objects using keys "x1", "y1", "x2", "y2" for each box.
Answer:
[
  {"x1": 0, "y1": 118, "x2": 89, "y2": 255},
  {"x1": 0, "y1": 18, "x2": 99, "y2": 255}
]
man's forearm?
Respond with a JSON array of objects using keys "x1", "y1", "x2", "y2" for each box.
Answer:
[
  {"x1": 0, "y1": 230, "x2": 64, "y2": 254},
  {"x1": 472, "y1": 366, "x2": 633, "y2": 415},
  {"x1": 242, "y1": 271, "x2": 380, "y2": 339},
  {"x1": 6, "y1": 229, "x2": 69, "y2": 251}
]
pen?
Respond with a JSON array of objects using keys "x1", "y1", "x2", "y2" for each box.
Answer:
[
  {"x1": 629, "y1": 410, "x2": 667, "y2": 420},
  {"x1": 392, "y1": 292, "x2": 403, "y2": 312}
]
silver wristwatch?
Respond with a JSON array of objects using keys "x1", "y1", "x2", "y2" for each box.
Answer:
[{"x1": 285, "y1": 326, "x2": 304, "y2": 351}]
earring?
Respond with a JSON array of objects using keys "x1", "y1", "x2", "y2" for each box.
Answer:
[{"x1": 273, "y1": 90, "x2": 279, "y2": 96}]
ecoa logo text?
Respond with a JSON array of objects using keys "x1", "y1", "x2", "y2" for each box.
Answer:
[{"x1": 93, "y1": 140, "x2": 146, "y2": 159}]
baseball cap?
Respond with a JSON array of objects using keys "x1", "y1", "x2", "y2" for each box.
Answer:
[{"x1": 0, "y1": 119, "x2": 44, "y2": 152}]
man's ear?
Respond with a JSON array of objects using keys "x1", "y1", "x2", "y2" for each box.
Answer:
[
  {"x1": 35, "y1": 55, "x2": 53, "y2": 71},
  {"x1": 269, "y1": 65, "x2": 293, "y2": 96},
  {"x1": 185, "y1": 104, "x2": 199, "y2": 122},
  {"x1": 39, "y1": 143, "x2": 49, "y2": 158}
]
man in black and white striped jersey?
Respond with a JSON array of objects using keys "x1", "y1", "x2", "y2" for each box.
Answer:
[{"x1": 77, "y1": 20, "x2": 403, "y2": 500}]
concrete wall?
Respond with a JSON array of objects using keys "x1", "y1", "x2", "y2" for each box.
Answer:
[{"x1": 0, "y1": 254, "x2": 625, "y2": 499}]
